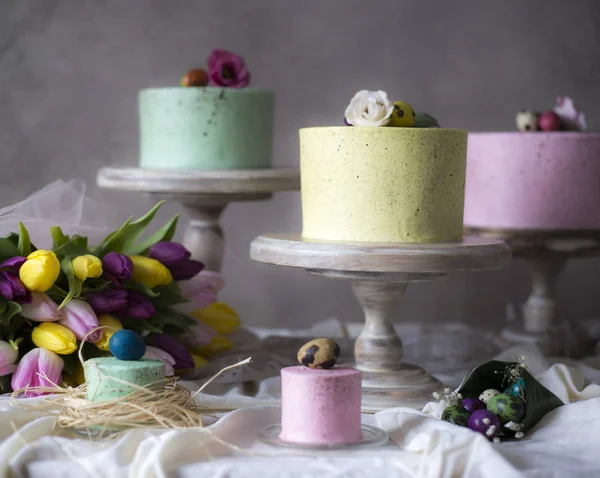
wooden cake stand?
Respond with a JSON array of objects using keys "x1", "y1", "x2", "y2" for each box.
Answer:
[
  {"x1": 250, "y1": 234, "x2": 511, "y2": 411},
  {"x1": 466, "y1": 227, "x2": 600, "y2": 357},
  {"x1": 97, "y1": 168, "x2": 300, "y2": 271}
]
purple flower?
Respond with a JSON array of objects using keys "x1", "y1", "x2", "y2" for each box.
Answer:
[
  {"x1": 146, "y1": 333, "x2": 194, "y2": 369},
  {"x1": 11, "y1": 347, "x2": 64, "y2": 397},
  {"x1": 143, "y1": 346, "x2": 176, "y2": 376},
  {"x1": 102, "y1": 252, "x2": 133, "y2": 285},
  {"x1": 207, "y1": 49, "x2": 250, "y2": 88},
  {"x1": 116, "y1": 290, "x2": 156, "y2": 320},
  {"x1": 87, "y1": 288, "x2": 128, "y2": 314},
  {"x1": 0, "y1": 256, "x2": 27, "y2": 274},
  {"x1": 148, "y1": 242, "x2": 204, "y2": 281},
  {"x1": 58, "y1": 298, "x2": 101, "y2": 342},
  {"x1": 20, "y1": 292, "x2": 59, "y2": 321},
  {"x1": 0, "y1": 272, "x2": 30, "y2": 303}
]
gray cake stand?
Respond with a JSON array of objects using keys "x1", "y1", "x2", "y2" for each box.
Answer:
[
  {"x1": 467, "y1": 227, "x2": 600, "y2": 357},
  {"x1": 97, "y1": 168, "x2": 300, "y2": 271},
  {"x1": 250, "y1": 234, "x2": 511, "y2": 411}
]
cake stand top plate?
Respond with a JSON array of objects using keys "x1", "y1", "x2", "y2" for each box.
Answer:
[
  {"x1": 250, "y1": 234, "x2": 511, "y2": 275},
  {"x1": 97, "y1": 168, "x2": 300, "y2": 195}
]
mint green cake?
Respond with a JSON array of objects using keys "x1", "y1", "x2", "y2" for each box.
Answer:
[
  {"x1": 85, "y1": 357, "x2": 165, "y2": 402},
  {"x1": 139, "y1": 87, "x2": 274, "y2": 170}
]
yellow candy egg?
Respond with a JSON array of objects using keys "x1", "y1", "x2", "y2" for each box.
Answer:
[{"x1": 389, "y1": 101, "x2": 416, "y2": 127}]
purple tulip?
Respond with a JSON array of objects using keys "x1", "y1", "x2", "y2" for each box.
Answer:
[
  {"x1": 87, "y1": 288, "x2": 128, "y2": 314},
  {"x1": 207, "y1": 49, "x2": 250, "y2": 88},
  {"x1": 0, "y1": 272, "x2": 31, "y2": 303},
  {"x1": 146, "y1": 333, "x2": 194, "y2": 369},
  {"x1": 102, "y1": 252, "x2": 133, "y2": 285},
  {"x1": 116, "y1": 290, "x2": 156, "y2": 320},
  {"x1": 143, "y1": 345, "x2": 176, "y2": 376},
  {"x1": 20, "y1": 292, "x2": 59, "y2": 321},
  {"x1": 148, "y1": 242, "x2": 204, "y2": 280},
  {"x1": 0, "y1": 256, "x2": 27, "y2": 274},
  {"x1": 11, "y1": 347, "x2": 64, "y2": 397},
  {"x1": 58, "y1": 298, "x2": 101, "y2": 342}
]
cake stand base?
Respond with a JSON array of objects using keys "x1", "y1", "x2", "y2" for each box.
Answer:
[
  {"x1": 466, "y1": 228, "x2": 600, "y2": 357},
  {"x1": 97, "y1": 168, "x2": 300, "y2": 271},
  {"x1": 251, "y1": 234, "x2": 511, "y2": 410}
]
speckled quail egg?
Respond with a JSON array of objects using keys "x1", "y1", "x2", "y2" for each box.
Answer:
[
  {"x1": 515, "y1": 110, "x2": 540, "y2": 132},
  {"x1": 297, "y1": 338, "x2": 340, "y2": 369},
  {"x1": 389, "y1": 101, "x2": 416, "y2": 127}
]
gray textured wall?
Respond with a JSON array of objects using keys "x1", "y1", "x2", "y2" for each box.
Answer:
[{"x1": 1, "y1": 0, "x2": 600, "y2": 329}]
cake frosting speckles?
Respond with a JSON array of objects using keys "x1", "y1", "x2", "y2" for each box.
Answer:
[
  {"x1": 279, "y1": 366, "x2": 362, "y2": 445},
  {"x1": 300, "y1": 89, "x2": 467, "y2": 243},
  {"x1": 301, "y1": 127, "x2": 467, "y2": 243},
  {"x1": 139, "y1": 49, "x2": 274, "y2": 170},
  {"x1": 465, "y1": 97, "x2": 600, "y2": 231}
]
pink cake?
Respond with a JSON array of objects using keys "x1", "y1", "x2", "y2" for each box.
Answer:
[
  {"x1": 279, "y1": 365, "x2": 362, "y2": 445},
  {"x1": 464, "y1": 132, "x2": 600, "y2": 231}
]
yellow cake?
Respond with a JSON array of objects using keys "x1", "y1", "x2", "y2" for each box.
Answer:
[{"x1": 300, "y1": 127, "x2": 468, "y2": 243}]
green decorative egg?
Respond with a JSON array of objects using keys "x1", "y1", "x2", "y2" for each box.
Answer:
[
  {"x1": 441, "y1": 405, "x2": 471, "y2": 427},
  {"x1": 486, "y1": 393, "x2": 525, "y2": 424}
]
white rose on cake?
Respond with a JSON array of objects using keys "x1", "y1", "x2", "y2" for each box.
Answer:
[{"x1": 344, "y1": 90, "x2": 394, "y2": 127}]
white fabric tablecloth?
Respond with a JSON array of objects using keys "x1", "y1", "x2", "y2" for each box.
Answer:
[{"x1": 2, "y1": 320, "x2": 600, "y2": 478}]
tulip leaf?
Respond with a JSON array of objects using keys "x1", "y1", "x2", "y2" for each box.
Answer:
[
  {"x1": 152, "y1": 283, "x2": 187, "y2": 308},
  {"x1": 0, "y1": 238, "x2": 19, "y2": 262},
  {"x1": 50, "y1": 226, "x2": 69, "y2": 249},
  {"x1": 17, "y1": 222, "x2": 31, "y2": 257},
  {"x1": 122, "y1": 213, "x2": 181, "y2": 256},
  {"x1": 99, "y1": 202, "x2": 165, "y2": 254},
  {"x1": 52, "y1": 234, "x2": 89, "y2": 259},
  {"x1": 58, "y1": 258, "x2": 83, "y2": 309},
  {"x1": 0, "y1": 301, "x2": 22, "y2": 328},
  {"x1": 148, "y1": 310, "x2": 194, "y2": 334},
  {"x1": 124, "y1": 280, "x2": 159, "y2": 298},
  {"x1": 0, "y1": 375, "x2": 11, "y2": 393}
]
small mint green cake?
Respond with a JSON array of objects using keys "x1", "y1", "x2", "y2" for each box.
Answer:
[
  {"x1": 139, "y1": 87, "x2": 274, "y2": 170},
  {"x1": 84, "y1": 357, "x2": 165, "y2": 402}
]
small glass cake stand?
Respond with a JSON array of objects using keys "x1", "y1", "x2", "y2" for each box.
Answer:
[
  {"x1": 258, "y1": 423, "x2": 389, "y2": 450},
  {"x1": 466, "y1": 227, "x2": 600, "y2": 357},
  {"x1": 97, "y1": 168, "x2": 300, "y2": 271},
  {"x1": 250, "y1": 234, "x2": 511, "y2": 411}
]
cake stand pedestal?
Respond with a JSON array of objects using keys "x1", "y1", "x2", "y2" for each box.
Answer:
[
  {"x1": 250, "y1": 234, "x2": 511, "y2": 411},
  {"x1": 467, "y1": 228, "x2": 600, "y2": 357},
  {"x1": 97, "y1": 168, "x2": 300, "y2": 271}
]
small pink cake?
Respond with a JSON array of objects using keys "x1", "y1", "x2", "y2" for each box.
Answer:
[
  {"x1": 279, "y1": 365, "x2": 362, "y2": 445},
  {"x1": 464, "y1": 132, "x2": 600, "y2": 231}
]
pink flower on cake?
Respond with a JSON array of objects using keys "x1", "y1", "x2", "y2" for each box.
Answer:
[
  {"x1": 553, "y1": 96, "x2": 586, "y2": 131},
  {"x1": 344, "y1": 90, "x2": 394, "y2": 127},
  {"x1": 208, "y1": 49, "x2": 250, "y2": 88}
]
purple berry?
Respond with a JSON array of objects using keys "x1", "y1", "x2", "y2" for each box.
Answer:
[
  {"x1": 468, "y1": 409, "x2": 501, "y2": 439},
  {"x1": 539, "y1": 111, "x2": 562, "y2": 131},
  {"x1": 463, "y1": 397, "x2": 486, "y2": 412}
]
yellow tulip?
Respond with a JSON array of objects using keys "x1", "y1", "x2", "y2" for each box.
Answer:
[
  {"x1": 19, "y1": 250, "x2": 61, "y2": 292},
  {"x1": 130, "y1": 255, "x2": 172, "y2": 288},
  {"x1": 192, "y1": 335, "x2": 233, "y2": 359},
  {"x1": 31, "y1": 322, "x2": 77, "y2": 355},
  {"x1": 95, "y1": 314, "x2": 123, "y2": 351},
  {"x1": 191, "y1": 303, "x2": 240, "y2": 335},
  {"x1": 72, "y1": 255, "x2": 103, "y2": 281}
]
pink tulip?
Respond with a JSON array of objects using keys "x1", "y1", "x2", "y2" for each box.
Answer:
[
  {"x1": 11, "y1": 347, "x2": 64, "y2": 397},
  {"x1": 58, "y1": 298, "x2": 100, "y2": 342},
  {"x1": 0, "y1": 340, "x2": 18, "y2": 376},
  {"x1": 20, "y1": 292, "x2": 59, "y2": 321},
  {"x1": 179, "y1": 322, "x2": 217, "y2": 349},
  {"x1": 176, "y1": 271, "x2": 225, "y2": 313},
  {"x1": 143, "y1": 345, "x2": 176, "y2": 376}
]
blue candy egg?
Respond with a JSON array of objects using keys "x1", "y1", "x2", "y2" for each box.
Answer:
[
  {"x1": 109, "y1": 330, "x2": 146, "y2": 361},
  {"x1": 505, "y1": 377, "x2": 525, "y2": 397}
]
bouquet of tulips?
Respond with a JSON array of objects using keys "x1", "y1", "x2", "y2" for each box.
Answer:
[{"x1": 0, "y1": 202, "x2": 240, "y2": 396}]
